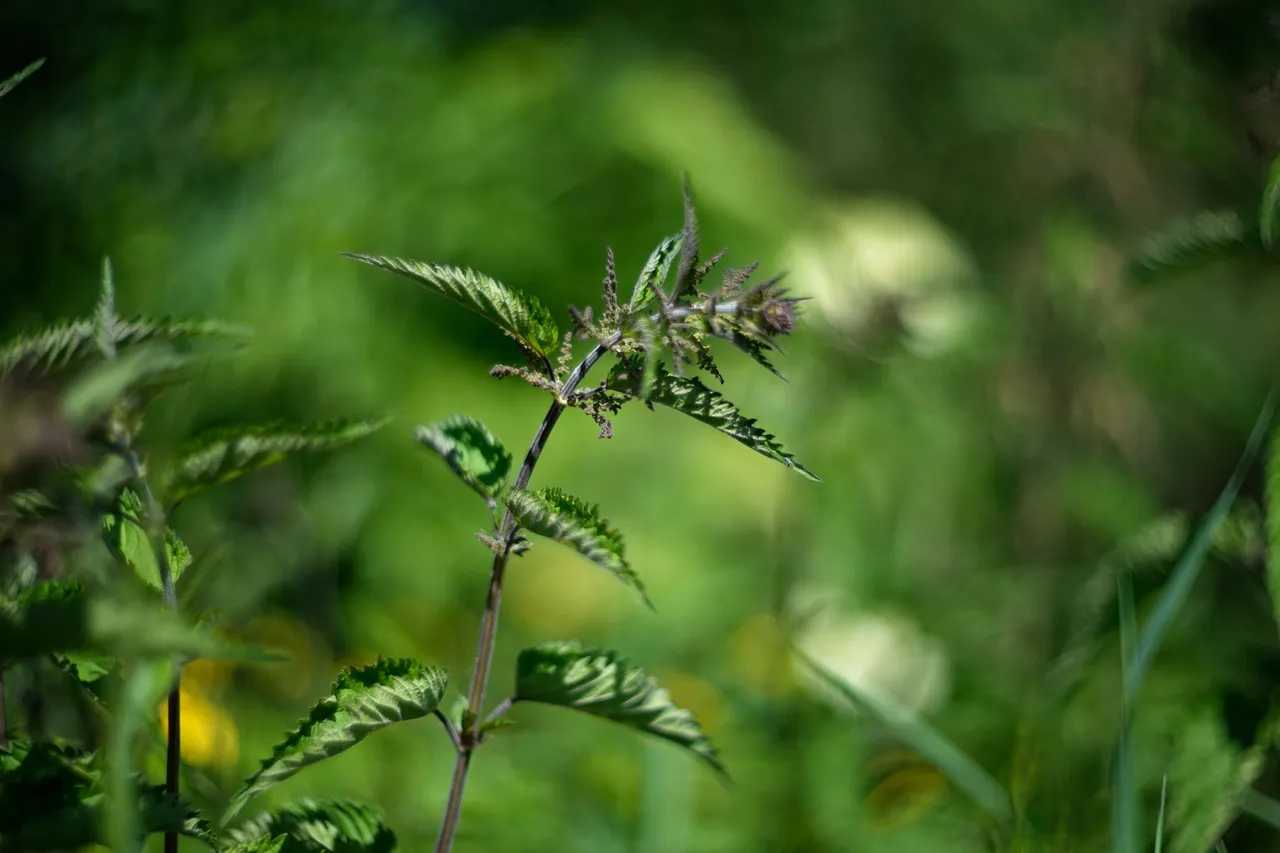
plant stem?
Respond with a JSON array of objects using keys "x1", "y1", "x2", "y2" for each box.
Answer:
[
  {"x1": 122, "y1": 448, "x2": 181, "y2": 853},
  {"x1": 434, "y1": 341, "x2": 615, "y2": 853}
]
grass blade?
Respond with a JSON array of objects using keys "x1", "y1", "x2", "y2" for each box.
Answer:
[{"x1": 794, "y1": 649, "x2": 1012, "y2": 825}]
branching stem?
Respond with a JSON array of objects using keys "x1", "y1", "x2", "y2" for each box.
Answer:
[{"x1": 434, "y1": 339, "x2": 616, "y2": 853}]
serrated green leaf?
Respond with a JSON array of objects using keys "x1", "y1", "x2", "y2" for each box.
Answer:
[
  {"x1": 795, "y1": 649, "x2": 1013, "y2": 825},
  {"x1": 414, "y1": 415, "x2": 511, "y2": 503},
  {"x1": 223, "y1": 837, "x2": 288, "y2": 853},
  {"x1": 223, "y1": 659, "x2": 448, "y2": 824},
  {"x1": 226, "y1": 798, "x2": 395, "y2": 853},
  {"x1": 627, "y1": 234, "x2": 683, "y2": 311},
  {"x1": 0, "y1": 316, "x2": 250, "y2": 380},
  {"x1": 342, "y1": 253, "x2": 560, "y2": 369},
  {"x1": 164, "y1": 418, "x2": 388, "y2": 506},
  {"x1": 505, "y1": 487, "x2": 648, "y2": 606},
  {"x1": 513, "y1": 641, "x2": 724, "y2": 776},
  {"x1": 0, "y1": 58, "x2": 44, "y2": 101},
  {"x1": 606, "y1": 357, "x2": 819, "y2": 480},
  {"x1": 1130, "y1": 210, "x2": 1254, "y2": 283},
  {"x1": 102, "y1": 488, "x2": 192, "y2": 592}
]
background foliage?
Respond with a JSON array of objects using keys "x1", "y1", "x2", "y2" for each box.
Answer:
[{"x1": 6, "y1": 0, "x2": 1280, "y2": 850}]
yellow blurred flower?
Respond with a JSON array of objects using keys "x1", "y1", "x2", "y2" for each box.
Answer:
[
  {"x1": 182, "y1": 657, "x2": 234, "y2": 697},
  {"x1": 652, "y1": 669, "x2": 724, "y2": 737},
  {"x1": 158, "y1": 683, "x2": 239, "y2": 769},
  {"x1": 865, "y1": 763, "x2": 948, "y2": 831},
  {"x1": 724, "y1": 612, "x2": 795, "y2": 698}
]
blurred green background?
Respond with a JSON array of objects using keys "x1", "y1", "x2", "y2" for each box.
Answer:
[{"x1": 6, "y1": 0, "x2": 1280, "y2": 850}]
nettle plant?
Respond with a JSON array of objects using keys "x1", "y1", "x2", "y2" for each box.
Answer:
[
  {"x1": 341, "y1": 180, "x2": 819, "y2": 850},
  {"x1": 0, "y1": 61, "x2": 819, "y2": 853}
]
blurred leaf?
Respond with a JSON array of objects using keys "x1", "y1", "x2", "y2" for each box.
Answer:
[
  {"x1": 0, "y1": 580, "x2": 283, "y2": 662},
  {"x1": 1049, "y1": 505, "x2": 1266, "y2": 698},
  {"x1": 795, "y1": 649, "x2": 1012, "y2": 825},
  {"x1": 1157, "y1": 775, "x2": 1169, "y2": 853},
  {"x1": 223, "y1": 658, "x2": 448, "y2": 824},
  {"x1": 1166, "y1": 709, "x2": 1276, "y2": 853},
  {"x1": 1263, "y1": 154, "x2": 1280, "y2": 250},
  {"x1": 102, "y1": 488, "x2": 193, "y2": 591},
  {"x1": 226, "y1": 798, "x2": 395, "y2": 853},
  {"x1": 1113, "y1": 571, "x2": 1141, "y2": 853},
  {"x1": 1267, "y1": 424, "x2": 1280, "y2": 635},
  {"x1": 505, "y1": 487, "x2": 648, "y2": 607},
  {"x1": 59, "y1": 338, "x2": 243, "y2": 428},
  {"x1": 1124, "y1": 389, "x2": 1277, "y2": 701},
  {"x1": 414, "y1": 415, "x2": 512, "y2": 504},
  {"x1": 0, "y1": 58, "x2": 44, "y2": 101},
  {"x1": 164, "y1": 417, "x2": 388, "y2": 506},
  {"x1": 606, "y1": 357, "x2": 819, "y2": 480},
  {"x1": 1130, "y1": 210, "x2": 1254, "y2": 283},
  {"x1": 342, "y1": 254, "x2": 560, "y2": 370},
  {"x1": 0, "y1": 316, "x2": 249, "y2": 380},
  {"x1": 513, "y1": 640, "x2": 725, "y2": 776},
  {"x1": 0, "y1": 740, "x2": 215, "y2": 852},
  {"x1": 104, "y1": 658, "x2": 177, "y2": 853},
  {"x1": 627, "y1": 234, "x2": 682, "y2": 311}
]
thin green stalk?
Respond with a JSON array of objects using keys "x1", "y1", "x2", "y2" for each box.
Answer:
[
  {"x1": 434, "y1": 340, "x2": 615, "y2": 853},
  {"x1": 122, "y1": 448, "x2": 181, "y2": 853}
]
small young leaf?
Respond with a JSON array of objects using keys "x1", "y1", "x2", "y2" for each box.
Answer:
[
  {"x1": 1130, "y1": 210, "x2": 1254, "y2": 283},
  {"x1": 164, "y1": 418, "x2": 388, "y2": 506},
  {"x1": 627, "y1": 234, "x2": 683, "y2": 311},
  {"x1": 342, "y1": 254, "x2": 561, "y2": 370},
  {"x1": 0, "y1": 58, "x2": 44, "y2": 101},
  {"x1": 505, "y1": 487, "x2": 648, "y2": 606},
  {"x1": 795, "y1": 649, "x2": 1013, "y2": 825},
  {"x1": 513, "y1": 641, "x2": 724, "y2": 776},
  {"x1": 101, "y1": 488, "x2": 193, "y2": 592},
  {"x1": 414, "y1": 415, "x2": 512, "y2": 503},
  {"x1": 226, "y1": 798, "x2": 396, "y2": 853},
  {"x1": 0, "y1": 316, "x2": 249, "y2": 380},
  {"x1": 96, "y1": 257, "x2": 118, "y2": 360},
  {"x1": 607, "y1": 357, "x2": 819, "y2": 480},
  {"x1": 223, "y1": 658, "x2": 448, "y2": 823}
]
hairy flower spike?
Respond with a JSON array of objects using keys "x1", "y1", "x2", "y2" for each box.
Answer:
[
  {"x1": 490, "y1": 363, "x2": 558, "y2": 394},
  {"x1": 602, "y1": 249, "x2": 618, "y2": 317}
]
